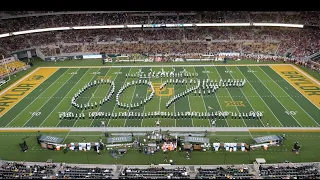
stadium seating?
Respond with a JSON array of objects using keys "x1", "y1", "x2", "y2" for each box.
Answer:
[
  {"x1": 258, "y1": 163, "x2": 320, "y2": 179},
  {"x1": 195, "y1": 166, "x2": 255, "y2": 179},
  {"x1": 56, "y1": 166, "x2": 114, "y2": 179},
  {"x1": 0, "y1": 11, "x2": 319, "y2": 33},
  {"x1": 118, "y1": 166, "x2": 190, "y2": 179},
  {"x1": 0, "y1": 162, "x2": 57, "y2": 179}
]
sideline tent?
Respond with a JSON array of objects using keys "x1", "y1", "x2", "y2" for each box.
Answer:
[
  {"x1": 107, "y1": 136, "x2": 133, "y2": 144},
  {"x1": 183, "y1": 136, "x2": 210, "y2": 151},
  {"x1": 37, "y1": 135, "x2": 64, "y2": 150}
]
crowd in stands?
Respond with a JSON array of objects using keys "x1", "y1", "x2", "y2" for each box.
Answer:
[
  {"x1": 0, "y1": 160, "x2": 320, "y2": 179},
  {"x1": 55, "y1": 165, "x2": 114, "y2": 179},
  {"x1": 0, "y1": 162, "x2": 57, "y2": 179},
  {"x1": 119, "y1": 166, "x2": 190, "y2": 179},
  {"x1": 195, "y1": 165, "x2": 255, "y2": 179},
  {"x1": 0, "y1": 11, "x2": 319, "y2": 34},
  {"x1": 0, "y1": 26, "x2": 317, "y2": 58},
  {"x1": 258, "y1": 164, "x2": 320, "y2": 179}
]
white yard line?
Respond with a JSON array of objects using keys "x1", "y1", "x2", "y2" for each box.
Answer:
[
  {"x1": 45, "y1": 68, "x2": 92, "y2": 127},
  {"x1": 61, "y1": 130, "x2": 71, "y2": 144},
  {"x1": 236, "y1": 66, "x2": 283, "y2": 127},
  {"x1": 213, "y1": 66, "x2": 248, "y2": 127},
  {"x1": 186, "y1": 90, "x2": 194, "y2": 127},
  {"x1": 71, "y1": 68, "x2": 103, "y2": 127},
  {"x1": 123, "y1": 68, "x2": 137, "y2": 127},
  {"x1": 259, "y1": 66, "x2": 320, "y2": 126},
  {"x1": 248, "y1": 66, "x2": 302, "y2": 127},
  {"x1": 204, "y1": 66, "x2": 230, "y2": 127},
  {"x1": 141, "y1": 71, "x2": 157, "y2": 127},
  {"x1": 226, "y1": 66, "x2": 265, "y2": 127},
  {"x1": 5, "y1": 69, "x2": 69, "y2": 127},
  {"x1": 105, "y1": 68, "x2": 132, "y2": 128},
  {"x1": 22, "y1": 69, "x2": 78, "y2": 127},
  {"x1": 103, "y1": 67, "x2": 132, "y2": 127},
  {"x1": 87, "y1": 68, "x2": 114, "y2": 127}
]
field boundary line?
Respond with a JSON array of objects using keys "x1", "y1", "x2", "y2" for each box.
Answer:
[
  {"x1": 22, "y1": 68, "x2": 78, "y2": 127},
  {"x1": 204, "y1": 66, "x2": 229, "y2": 127},
  {"x1": 263, "y1": 66, "x2": 320, "y2": 126},
  {"x1": 226, "y1": 66, "x2": 266, "y2": 127},
  {"x1": 88, "y1": 68, "x2": 117, "y2": 127},
  {"x1": 235, "y1": 66, "x2": 283, "y2": 127},
  {"x1": 4, "y1": 126, "x2": 320, "y2": 132},
  {"x1": 40, "y1": 64, "x2": 289, "y2": 69},
  {"x1": 5, "y1": 69, "x2": 69, "y2": 127},
  {"x1": 0, "y1": 67, "x2": 40, "y2": 95},
  {"x1": 53, "y1": 68, "x2": 98, "y2": 127},
  {"x1": 248, "y1": 66, "x2": 302, "y2": 127},
  {"x1": 289, "y1": 64, "x2": 320, "y2": 85}
]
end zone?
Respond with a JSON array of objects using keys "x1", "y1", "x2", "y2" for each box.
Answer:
[
  {"x1": 270, "y1": 65, "x2": 320, "y2": 109},
  {"x1": 0, "y1": 68, "x2": 59, "y2": 117}
]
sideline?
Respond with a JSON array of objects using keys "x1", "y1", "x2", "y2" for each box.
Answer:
[{"x1": 0, "y1": 127, "x2": 320, "y2": 132}]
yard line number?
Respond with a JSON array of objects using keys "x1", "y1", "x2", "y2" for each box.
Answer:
[
  {"x1": 225, "y1": 70, "x2": 233, "y2": 73},
  {"x1": 70, "y1": 72, "x2": 77, "y2": 75},
  {"x1": 30, "y1": 112, "x2": 41, "y2": 116},
  {"x1": 285, "y1": 111, "x2": 297, "y2": 115},
  {"x1": 247, "y1": 70, "x2": 256, "y2": 73},
  {"x1": 202, "y1": 71, "x2": 211, "y2": 74},
  {"x1": 91, "y1": 72, "x2": 101, "y2": 75}
]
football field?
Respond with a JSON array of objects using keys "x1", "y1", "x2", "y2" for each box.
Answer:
[{"x1": 0, "y1": 64, "x2": 319, "y2": 128}]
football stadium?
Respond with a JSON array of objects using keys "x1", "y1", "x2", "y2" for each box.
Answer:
[{"x1": 0, "y1": 11, "x2": 319, "y2": 179}]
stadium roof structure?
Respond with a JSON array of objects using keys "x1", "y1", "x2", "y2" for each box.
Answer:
[
  {"x1": 253, "y1": 135, "x2": 283, "y2": 144},
  {"x1": 107, "y1": 136, "x2": 133, "y2": 144},
  {"x1": 38, "y1": 135, "x2": 64, "y2": 144},
  {"x1": 184, "y1": 136, "x2": 210, "y2": 144}
]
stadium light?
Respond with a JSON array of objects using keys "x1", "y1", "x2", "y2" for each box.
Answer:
[
  {"x1": 195, "y1": 23, "x2": 251, "y2": 27},
  {"x1": 0, "y1": 33, "x2": 10, "y2": 38},
  {"x1": 12, "y1": 27, "x2": 71, "y2": 35},
  {"x1": 252, "y1": 23, "x2": 304, "y2": 28},
  {"x1": 73, "y1": 25, "x2": 125, "y2": 29},
  {"x1": 127, "y1": 25, "x2": 142, "y2": 28}
]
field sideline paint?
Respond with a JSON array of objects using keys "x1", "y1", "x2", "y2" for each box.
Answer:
[
  {"x1": 270, "y1": 65, "x2": 320, "y2": 109},
  {"x1": 0, "y1": 68, "x2": 59, "y2": 117},
  {"x1": 0, "y1": 129, "x2": 70, "y2": 132},
  {"x1": 249, "y1": 128, "x2": 320, "y2": 132}
]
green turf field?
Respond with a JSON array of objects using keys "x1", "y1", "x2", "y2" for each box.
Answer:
[
  {"x1": 0, "y1": 64, "x2": 319, "y2": 128},
  {"x1": 0, "y1": 131, "x2": 319, "y2": 165}
]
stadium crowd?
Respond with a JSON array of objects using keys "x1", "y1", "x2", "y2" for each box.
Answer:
[
  {"x1": 0, "y1": 11, "x2": 319, "y2": 34},
  {"x1": 1, "y1": 160, "x2": 319, "y2": 179},
  {"x1": 0, "y1": 26, "x2": 319, "y2": 58},
  {"x1": 119, "y1": 166, "x2": 190, "y2": 179},
  {"x1": 0, "y1": 161, "x2": 57, "y2": 179},
  {"x1": 195, "y1": 165, "x2": 255, "y2": 179},
  {"x1": 258, "y1": 163, "x2": 320, "y2": 179}
]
